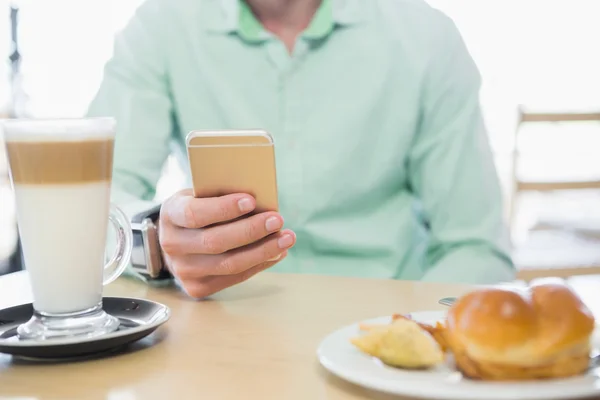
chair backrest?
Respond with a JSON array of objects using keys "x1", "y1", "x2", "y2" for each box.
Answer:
[
  {"x1": 508, "y1": 105, "x2": 600, "y2": 235},
  {"x1": 518, "y1": 110, "x2": 600, "y2": 124},
  {"x1": 509, "y1": 106, "x2": 600, "y2": 277}
]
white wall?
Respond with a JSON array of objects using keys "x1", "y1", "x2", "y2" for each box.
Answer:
[{"x1": 14, "y1": 0, "x2": 144, "y2": 118}]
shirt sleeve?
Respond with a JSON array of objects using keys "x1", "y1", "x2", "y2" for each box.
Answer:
[
  {"x1": 86, "y1": 1, "x2": 174, "y2": 285},
  {"x1": 407, "y1": 17, "x2": 515, "y2": 284},
  {"x1": 87, "y1": 0, "x2": 173, "y2": 220}
]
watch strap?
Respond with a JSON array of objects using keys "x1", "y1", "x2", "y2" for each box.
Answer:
[{"x1": 131, "y1": 203, "x2": 162, "y2": 224}]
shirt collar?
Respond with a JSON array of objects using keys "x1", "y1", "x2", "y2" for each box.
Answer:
[{"x1": 204, "y1": 0, "x2": 363, "y2": 39}]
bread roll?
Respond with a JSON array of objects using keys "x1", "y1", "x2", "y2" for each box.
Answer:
[{"x1": 445, "y1": 278, "x2": 595, "y2": 380}]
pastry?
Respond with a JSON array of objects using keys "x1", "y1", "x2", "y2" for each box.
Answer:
[
  {"x1": 351, "y1": 317, "x2": 444, "y2": 369},
  {"x1": 444, "y1": 278, "x2": 595, "y2": 380}
]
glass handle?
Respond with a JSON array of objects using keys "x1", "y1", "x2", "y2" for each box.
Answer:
[{"x1": 103, "y1": 203, "x2": 134, "y2": 285}]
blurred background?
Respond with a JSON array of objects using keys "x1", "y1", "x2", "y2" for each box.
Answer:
[{"x1": 1, "y1": 0, "x2": 599, "y2": 280}]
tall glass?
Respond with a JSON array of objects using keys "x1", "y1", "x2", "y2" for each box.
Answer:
[{"x1": 2, "y1": 117, "x2": 133, "y2": 340}]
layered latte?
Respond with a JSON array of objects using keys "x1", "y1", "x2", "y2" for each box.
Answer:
[{"x1": 5, "y1": 122, "x2": 114, "y2": 314}]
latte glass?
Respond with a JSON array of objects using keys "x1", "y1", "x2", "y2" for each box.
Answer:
[{"x1": 2, "y1": 117, "x2": 133, "y2": 340}]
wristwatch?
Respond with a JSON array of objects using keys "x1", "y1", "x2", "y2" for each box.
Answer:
[{"x1": 130, "y1": 204, "x2": 172, "y2": 280}]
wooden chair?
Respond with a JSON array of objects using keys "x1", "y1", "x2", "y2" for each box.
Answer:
[{"x1": 509, "y1": 106, "x2": 600, "y2": 279}]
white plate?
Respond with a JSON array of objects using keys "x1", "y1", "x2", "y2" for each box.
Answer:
[{"x1": 317, "y1": 311, "x2": 600, "y2": 400}]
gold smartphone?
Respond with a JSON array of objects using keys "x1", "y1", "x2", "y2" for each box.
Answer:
[{"x1": 186, "y1": 129, "x2": 279, "y2": 214}]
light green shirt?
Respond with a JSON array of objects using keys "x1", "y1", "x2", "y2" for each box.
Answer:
[{"x1": 88, "y1": 0, "x2": 515, "y2": 284}]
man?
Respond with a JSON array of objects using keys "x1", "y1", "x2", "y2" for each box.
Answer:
[{"x1": 88, "y1": 0, "x2": 515, "y2": 298}]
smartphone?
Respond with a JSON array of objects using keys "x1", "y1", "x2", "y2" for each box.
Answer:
[{"x1": 186, "y1": 129, "x2": 279, "y2": 214}]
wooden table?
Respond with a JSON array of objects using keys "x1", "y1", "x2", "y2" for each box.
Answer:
[{"x1": 0, "y1": 272, "x2": 597, "y2": 400}]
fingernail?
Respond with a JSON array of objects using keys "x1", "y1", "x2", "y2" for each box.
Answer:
[
  {"x1": 238, "y1": 198, "x2": 254, "y2": 213},
  {"x1": 268, "y1": 254, "x2": 282, "y2": 261},
  {"x1": 278, "y1": 233, "x2": 294, "y2": 249},
  {"x1": 265, "y1": 216, "x2": 283, "y2": 232}
]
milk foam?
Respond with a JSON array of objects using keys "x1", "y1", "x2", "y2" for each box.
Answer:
[
  {"x1": 2, "y1": 118, "x2": 115, "y2": 142},
  {"x1": 14, "y1": 182, "x2": 111, "y2": 314}
]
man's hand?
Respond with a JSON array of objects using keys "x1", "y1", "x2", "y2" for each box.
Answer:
[{"x1": 158, "y1": 189, "x2": 296, "y2": 298}]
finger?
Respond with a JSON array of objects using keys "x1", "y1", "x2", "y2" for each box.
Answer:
[
  {"x1": 174, "y1": 211, "x2": 285, "y2": 255},
  {"x1": 163, "y1": 190, "x2": 256, "y2": 229},
  {"x1": 181, "y1": 251, "x2": 289, "y2": 299},
  {"x1": 212, "y1": 229, "x2": 295, "y2": 275},
  {"x1": 173, "y1": 229, "x2": 296, "y2": 279}
]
